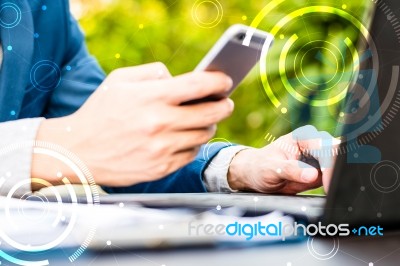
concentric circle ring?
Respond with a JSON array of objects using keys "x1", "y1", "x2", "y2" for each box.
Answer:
[
  {"x1": 30, "y1": 60, "x2": 62, "y2": 91},
  {"x1": 307, "y1": 236, "x2": 339, "y2": 260},
  {"x1": 203, "y1": 138, "x2": 233, "y2": 169},
  {"x1": 370, "y1": 160, "x2": 400, "y2": 193},
  {"x1": 191, "y1": 0, "x2": 223, "y2": 28},
  {"x1": 0, "y1": 2, "x2": 22, "y2": 29}
]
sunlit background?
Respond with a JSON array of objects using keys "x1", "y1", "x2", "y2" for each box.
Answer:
[{"x1": 70, "y1": 0, "x2": 371, "y2": 150}]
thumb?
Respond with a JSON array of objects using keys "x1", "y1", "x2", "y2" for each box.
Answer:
[
  {"x1": 278, "y1": 160, "x2": 319, "y2": 184},
  {"x1": 300, "y1": 166, "x2": 319, "y2": 183}
]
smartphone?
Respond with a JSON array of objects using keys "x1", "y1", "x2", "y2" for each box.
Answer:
[{"x1": 184, "y1": 24, "x2": 274, "y2": 104}]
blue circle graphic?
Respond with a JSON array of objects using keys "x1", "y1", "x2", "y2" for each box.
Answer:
[
  {"x1": 30, "y1": 60, "x2": 62, "y2": 91},
  {"x1": 0, "y1": 2, "x2": 22, "y2": 29}
]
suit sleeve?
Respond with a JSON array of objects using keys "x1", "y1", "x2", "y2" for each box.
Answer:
[
  {"x1": 0, "y1": 118, "x2": 44, "y2": 197},
  {"x1": 43, "y1": 7, "x2": 105, "y2": 118}
]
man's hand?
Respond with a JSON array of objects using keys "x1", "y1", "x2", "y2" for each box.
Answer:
[
  {"x1": 32, "y1": 63, "x2": 234, "y2": 188},
  {"x1": 227, "y1": 125, "x2": 337, "y2": 194}
]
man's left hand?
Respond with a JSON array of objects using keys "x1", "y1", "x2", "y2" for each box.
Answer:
[{"x1": 227, "y1": 125, "x2": 337, "y2": 194}]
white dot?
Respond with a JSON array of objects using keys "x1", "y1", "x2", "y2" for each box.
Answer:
[
  {"x1": 158, "y1": 69, "x2": 164, "y2": 78},
  {"x1": 359, "y1": 74, "x2": 364, "y2": 79},
  {"x1": 6, "y1": 172, "x2": 11, "y2": 177},
  {"x1": 321, "y1": 167, "x2": 326, "y2": 172},
  {"x1": 348, "y1": 206, "x2": 353, "y2": 212},
  {"x1": 377, "y1": 212, "x2": 382, "y2": 218},
  {"x1": 106, "y1": 240, "x2": 111, "y2": 246},
  {"x1": 56, "y1": 172, "x2": 63, "y2": 178},
  {"x1": 66, "y1": 126, "x2": 72, "y2": 132},
  {"x1": 360, "y1": 186, "x2": 365, "y2": 191},
  {"x1": 119, "y1": 202, "x2": 124, "y2": 208},
  {"x1": 369, "y1": 263, "x2": 374, "y2": 266},
  {"x1": 158, "y1": 224, "x2": 164, "y2": 230},
  {"x1": 354, "y1": 153, "x2": 359, "y2": 158},
  {"x1": 287, "y1": 263, "x2": 292, "y2": 266},
  {"x1": 301, "y1": 206, "x2": 307, "y2": 212},
  {"x1": 161, "y1": 264, "x2": 166, "y2": 266},
  {"x1": 216, "y1": 205, "x2": 221, "y2": 210},
  {"x1": 103, "y1": 85, "x2": 109, "y2": 91},
  {"x1": 253, "y1": 197, "x2": 259, "y2": 202},
  {"x1": 276, "y1": 168, "x2": 282, "y2": 174}
]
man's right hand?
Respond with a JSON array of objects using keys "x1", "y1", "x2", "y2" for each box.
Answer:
[{"x1": 32, "y1": 63, "x2": 234, "y2": 188}]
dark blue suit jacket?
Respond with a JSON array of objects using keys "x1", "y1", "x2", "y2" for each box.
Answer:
[{"x1": 0, "y1": 0, "x2": 227, "y2": 193}]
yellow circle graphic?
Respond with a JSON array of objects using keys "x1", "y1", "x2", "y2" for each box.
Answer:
[{"x1": 191, "y1": 0, "x2": 223, "y2": 28}]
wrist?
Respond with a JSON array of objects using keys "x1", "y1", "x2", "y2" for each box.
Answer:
[
  {"x1": 227, "y1": 148, "x2": 254, "y2": 191},
  {"x1": 31, "y1": 115, "x2": 79, "y2": 190}
]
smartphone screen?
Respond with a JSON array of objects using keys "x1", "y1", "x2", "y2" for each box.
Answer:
[{"x1": 183, "y1": 24, "x2": 273, "y2": 105}]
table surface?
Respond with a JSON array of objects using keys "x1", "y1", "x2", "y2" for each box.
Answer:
[
  {"x1": 42, "y1": 231, "x2": 400, "y2": 266},
  {"x1": 2, "y1": 193, "x2": 400, "y2": 266}
]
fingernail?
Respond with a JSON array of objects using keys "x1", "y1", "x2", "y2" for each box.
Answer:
[
  {"x1": 227, "y1": 99, "x2": 235, "y2": 111},
  {"x1": 301, "y1": 167, "x2": 318, "y2": 182},
  {"x1": 226, "y1": 77, "x2": 233, "y2": 90}
]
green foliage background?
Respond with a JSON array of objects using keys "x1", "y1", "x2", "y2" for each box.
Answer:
[{"x1": 76, "y1": 0, "x2": 371, "y2": 148}]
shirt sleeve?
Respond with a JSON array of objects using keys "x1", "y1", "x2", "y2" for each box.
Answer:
[
  {"x1": 203, "y1": 145, "x2": 250, "y2": 192},
  {"x1": 0, "y1": 118, "x2": 44, "y2": 197}
]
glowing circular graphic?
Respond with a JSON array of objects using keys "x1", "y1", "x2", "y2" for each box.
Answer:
[
  {"x1": 307, "y1": 236, "x2": 339, "y2": 260},
  {"x1": 278, "y1": 35, "x2": 355, "y2": 107},
  {"x1": 203, "y1": 138, "x2": 232, "y2": 169},
  {"x1": 244, "y1": 0, "x2": 400, "y2": 157},
  {"x1": 0, "y1": 2, "x2": 22, "y2": 28},
  {"x1": 30, "y1": 60, "x2": 62, "y2": 92},
  {"x1": 0, "y1": 141, "x2": 99, "y2": 265},
  {"x1": 258, "y1": 5, "x2": 373, "y2": 109},
  {"x1": 191, "y1": 0, "x2": 223, "y2": 28},
  {"x1": 370, "y1": 160, "x2": 400, "y2": 193},
  {"x1": 298, "y1": 46, "x2": 339, "y2": 86}
]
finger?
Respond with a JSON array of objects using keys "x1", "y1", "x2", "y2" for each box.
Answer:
[
  {"x1": 109, "y1": 62, "x2": 172, "y2": 82},
  {"x1": 168, "y1": 98, "x2": 234, "y2": 130},
  {"x1": 171, "y1": 127, "x2": 217, "y2": 151},
  {"x1": 160, "y1": 72, "x2": 233, "y2": 105},
  {"x1": 169, "y1": 147, "x2": 201, "y2": 172},
  {"x1": 293, "y1": 127, "x2": 338, "y2": 192},
  {"x1": 279, "y1": 180, "x2": 323, "y2": 195},
  {"x1": 277, "y1": 160, "x2": 321, "y2": 184},
  {"x1": 276, "y1": 125, "x2": 319, "y2": 159},
  {"x1": 143, "y1": 147, "x2": 200, "y2": 182},
  {"x1": 278, "y1": 125, "x2": 337, "y2": 186}
]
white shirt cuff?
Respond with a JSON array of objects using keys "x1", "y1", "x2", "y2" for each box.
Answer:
[
  {"x1": 203, "y1": 145, "x2": 249, "y2": 192},
  {"x1": 0, "y1": 118, "x2": 44, "y2": 197}
]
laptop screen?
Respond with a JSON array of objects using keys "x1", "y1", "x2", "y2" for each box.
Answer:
[{"x1": 325, "y1": 0, "x2": 400, "y2": 227}]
